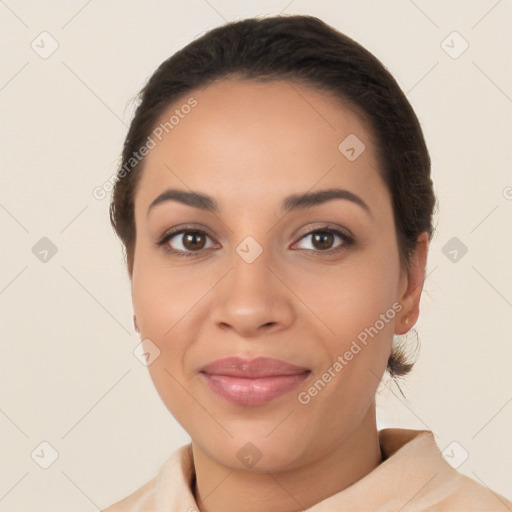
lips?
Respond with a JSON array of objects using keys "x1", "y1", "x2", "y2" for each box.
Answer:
[
  {"x1": 201, "y1": 356, "x2": 310, "y2": 378},
  {"x1": 200, "y1": 356, "x2": 310, "y2": 406}
]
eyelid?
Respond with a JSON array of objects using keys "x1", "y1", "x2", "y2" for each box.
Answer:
[
  {"x1": 156, "y1": 223, "x2": 215, "y2": 242},
  {"x1": 292, "y1": 223, "x2": 354, "y2": 244}
]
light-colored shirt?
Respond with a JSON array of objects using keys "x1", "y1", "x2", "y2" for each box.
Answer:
[{"x1": 102, "y1": 428, "x2": 512, "y2": 511}]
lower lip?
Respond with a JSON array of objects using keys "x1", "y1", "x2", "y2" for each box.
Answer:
[{"x1": 201, "y1": 372, "x2": 310, "y2": 406}]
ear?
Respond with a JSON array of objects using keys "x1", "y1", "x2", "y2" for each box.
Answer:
[
  {"x1": 395, "y1": 232, "x2": 429, "y2": 335},
  {"x1": 131, "y1": 286, "x2": 140, "y2": 333}
]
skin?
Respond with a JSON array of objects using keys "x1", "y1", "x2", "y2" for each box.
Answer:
[{"x1": 130, "y1": 77, "x2": 428, "y2": 512}]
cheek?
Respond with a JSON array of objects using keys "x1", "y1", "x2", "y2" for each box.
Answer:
[
  {"x1": 132, "y1": 252, "x2": 204, "y2": 336},
  {"x1": 295, "y1": 240, "x2": 401, "y2": 399},
  {"x1": 131, "y1": 259, "x2": 191, "y2": 378},
  {"x1": 131, "y1": 259, "x2": 206, "y2": 427},
  {"x1": 297, "y1": 254, "x2": 400, "y2": 339},
  {"x1": 294, "y1": 262, "x2": 400, "y2": 436}
]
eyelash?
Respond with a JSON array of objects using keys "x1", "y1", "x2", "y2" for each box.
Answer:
[{"x1": 156, "y1": 225, "x2": 354, "y2": 258}]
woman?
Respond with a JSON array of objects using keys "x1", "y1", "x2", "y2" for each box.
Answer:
[{"x1": 103, "y1": 14, "x2": 511, "y2": 511}]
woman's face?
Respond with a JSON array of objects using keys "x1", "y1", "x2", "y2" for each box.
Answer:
[{"x1": 131, "y1": 78, "x2": 414, "y2": 471}]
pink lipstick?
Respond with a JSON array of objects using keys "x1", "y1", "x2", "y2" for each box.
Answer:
[{"x1": 200, "y1": 356, "x2": 310, "y2": 406}]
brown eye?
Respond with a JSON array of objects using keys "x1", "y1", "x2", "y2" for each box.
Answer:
[
  {"x1": 294, "y1": 228, "x2": 353, "y2": 254},
  {"x1": 182, "y1": 232, "x2": 207, "y2": 251},
  {"x1": 311, "y1": 231, "x2": 335, "y2": 250},
  {"x1": 158, "y1": 229, "x2": 215, "y2": 256}
]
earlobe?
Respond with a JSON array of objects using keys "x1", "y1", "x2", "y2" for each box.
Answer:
[
  {"x1": 395, "y1": 232, "x2": 429, "y2": 335},
  {"x1": 131, "y1": 286, "x2": 140, "y2": 333}
]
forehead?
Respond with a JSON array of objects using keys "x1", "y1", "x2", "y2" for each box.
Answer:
[{"x1": 133, "y1": 78, "x2": 387, "y2": 215}]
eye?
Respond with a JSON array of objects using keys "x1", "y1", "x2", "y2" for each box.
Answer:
[
  {"x1": 156, "y1": 225, "x2": 353, "y2": 258},
  {"x1": 293, "y1": 227, "x2": 353, "y2": 254},
  {"x1": 156, "y1": 228, "x2": 216, "y2": 257}
]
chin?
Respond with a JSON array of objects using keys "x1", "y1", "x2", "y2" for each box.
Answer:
[{"x1": 194, "y1": 428, "x2": 312, "y2": 473}]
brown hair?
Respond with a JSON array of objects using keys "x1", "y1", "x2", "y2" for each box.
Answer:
[{"x1": 110, "y1": 14, "x2": 436, "y2": 377}]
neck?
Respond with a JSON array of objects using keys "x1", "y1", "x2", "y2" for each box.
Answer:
[{"x1": 192, "y1": 405, "x2": 382, "y2": 512}]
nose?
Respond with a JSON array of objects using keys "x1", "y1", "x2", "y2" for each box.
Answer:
[{"x1": 210, "y1": 248, "x2": 295, "y2": 339}]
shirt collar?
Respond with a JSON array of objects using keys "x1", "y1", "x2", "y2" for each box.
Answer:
[{"x1": 151, "y1": 428, "x2": 448, "y2": 510}]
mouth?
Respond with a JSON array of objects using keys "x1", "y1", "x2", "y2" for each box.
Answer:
[{"x1": 200, "y1": 356, "x2": 311, "y2": 406}]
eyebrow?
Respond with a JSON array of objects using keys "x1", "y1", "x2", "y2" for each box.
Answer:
[{"x1": 147, "y1": 187, "x2": 371, "y2": 217}]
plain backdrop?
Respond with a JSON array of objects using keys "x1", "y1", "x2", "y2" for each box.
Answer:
[{"x1": 1, "y1": 1, "x2": 511, "y2": 510}]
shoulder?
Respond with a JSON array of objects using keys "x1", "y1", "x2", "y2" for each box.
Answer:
[
  {"x1": 379, "y1": 429, "x2": 512, "y2": 510},
  {"x1": 431, "y1": 470, "x2": 512, "y2": 511},
  {"x1": 101, "y1": 475, "x2": 157, "y2": 512},
  {"x1": 100, "y1": 444, "x2": 195, "y2": 512}
]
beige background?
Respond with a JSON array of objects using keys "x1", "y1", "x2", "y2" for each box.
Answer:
[{"x1": 1, "y1": 0, "x2": 511, "y2": 510}]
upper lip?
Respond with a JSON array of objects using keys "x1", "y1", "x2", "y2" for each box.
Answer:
[{"x1": 200, "y1": 357, "x2": 310, "y2": 378}]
